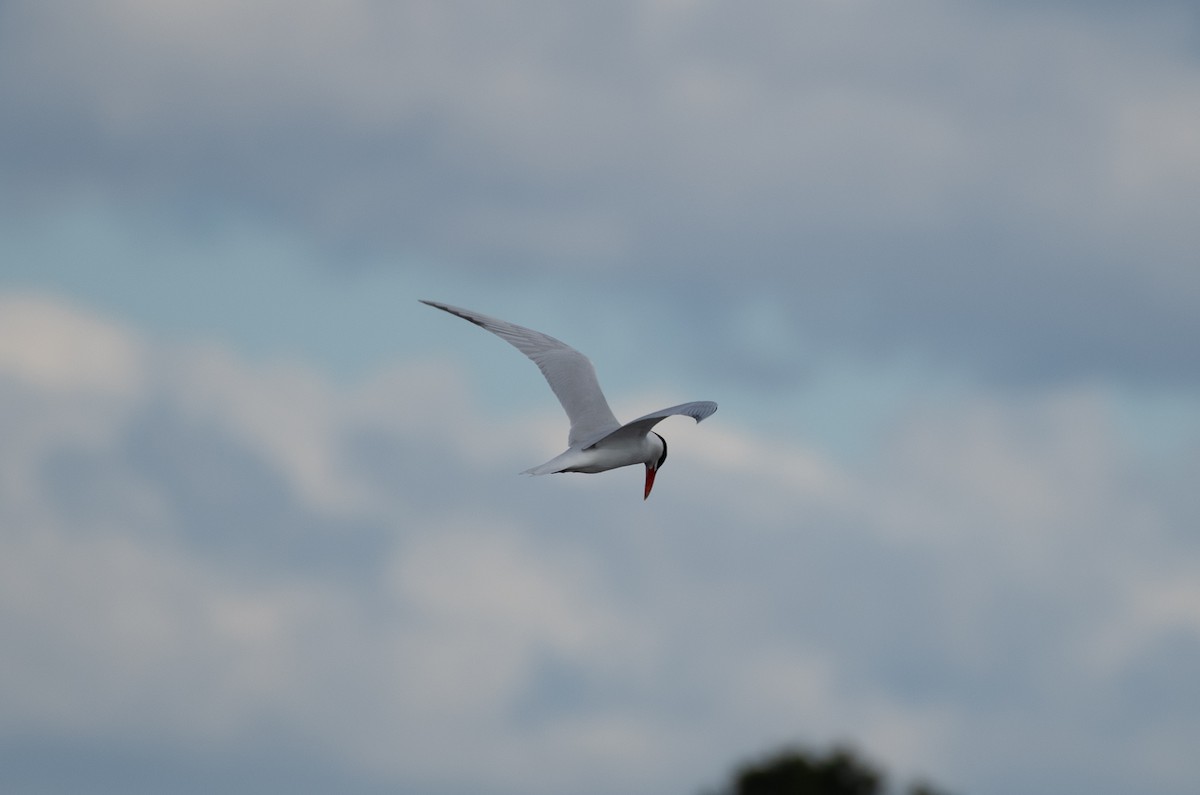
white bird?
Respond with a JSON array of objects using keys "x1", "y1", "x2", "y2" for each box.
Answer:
[{"x1": 421, "y1": 300, "x2": 717, "y2": 499}]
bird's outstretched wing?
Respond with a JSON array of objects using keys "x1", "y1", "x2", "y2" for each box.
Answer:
[
  {"x1": 421, "y1": 300, "x2": 621, "y2": 446},
  {"x1": 578, "y1": 401, "x2": 718, "y2": 450}
]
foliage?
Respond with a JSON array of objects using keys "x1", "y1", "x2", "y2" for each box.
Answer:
[{"x1": 708, "y1": 744, "x2": 954, "y2": 795}]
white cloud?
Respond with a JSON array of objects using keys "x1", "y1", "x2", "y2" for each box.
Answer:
[{"x1": 0, "y1": 292, "x2": 145, "y2": 396}]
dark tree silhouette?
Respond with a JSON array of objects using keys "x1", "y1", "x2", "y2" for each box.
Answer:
[{"x1": 708, "y1": 744, "x2": 954, "y2": 795}]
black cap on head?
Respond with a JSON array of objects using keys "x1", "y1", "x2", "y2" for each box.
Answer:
[{"x1": 654, "y1": 432, "x2": 668, "y2": 469}]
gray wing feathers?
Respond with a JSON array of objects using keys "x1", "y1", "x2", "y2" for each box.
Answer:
[
  {"x1": 420, "y1": 300, "x2": 621, "y2": 446},
  {"x1": 578, "y1": 401, "x2": 718, "y2": 450}
]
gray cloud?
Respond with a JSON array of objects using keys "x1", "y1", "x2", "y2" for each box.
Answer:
[
  {"x1": 2, "y1": 1, "x2": 1199, "y2": 385},
  {"x1": 2, "y1": 294, "x2": 1198, "y2": 795}
]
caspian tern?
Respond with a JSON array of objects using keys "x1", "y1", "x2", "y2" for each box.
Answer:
[{"x1": 421, "y1": 300, "x2": 717, "y2": 499}]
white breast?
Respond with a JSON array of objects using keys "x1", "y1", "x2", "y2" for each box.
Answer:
[{"x1": 530, "y1": 433, "x2": 663, "y2": 475}]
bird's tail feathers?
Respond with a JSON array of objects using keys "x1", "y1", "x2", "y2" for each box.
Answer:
[
  {"x1": 521, "y1": 462, "x2": 560, "y2": 476},
  {"x1": 521, "y1": 449, "x2": 577, "y2": 476}
]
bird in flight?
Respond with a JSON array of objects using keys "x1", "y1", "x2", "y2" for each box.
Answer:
[{"x1": 421, "y1": 300, "x2": 717, "y2": 499}]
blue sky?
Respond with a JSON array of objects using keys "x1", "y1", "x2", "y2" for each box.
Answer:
[{"x1": 2, "y1": 2, "x2": 1199, "y2": 794}]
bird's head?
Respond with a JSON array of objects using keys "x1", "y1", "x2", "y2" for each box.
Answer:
[{"x1": 644, "y1": 432, "x2": 668, "y2": 500}]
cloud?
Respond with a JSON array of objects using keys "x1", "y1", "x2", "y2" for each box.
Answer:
[
  {"x1": 3, "y1": 1, "x2": 1199, "y2": 385},
  {"x1": 1, "y1": 292, "x2": 1198, "y2": 795},
  {"x1": 0, "y1": 293, "x2": 145, "y2": 395}
]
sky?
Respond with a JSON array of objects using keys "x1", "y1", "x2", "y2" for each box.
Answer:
[{"x1": 2, "y1": 1, "x2": 1199, "y2": 794}]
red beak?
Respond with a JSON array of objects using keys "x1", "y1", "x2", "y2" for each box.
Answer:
[{"x1": 644, "y1": 465, "x2": 657, "y2": 500}]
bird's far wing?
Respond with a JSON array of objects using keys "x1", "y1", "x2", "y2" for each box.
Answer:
[
  {"x1": 578, "y1": 400, "x2": 718, "y2": 450},
  {"x1": 421, "y1": 300, "x2": 621, "y2": 446}
]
